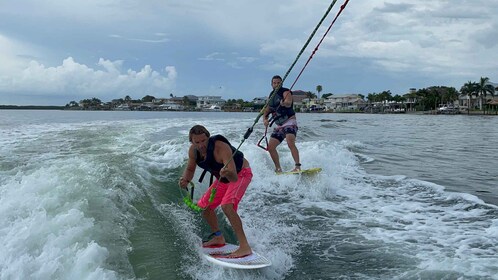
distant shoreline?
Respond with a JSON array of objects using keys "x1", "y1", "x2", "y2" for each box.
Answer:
[
  {"x1": 1, "y1": 106, "x2": 496, "y2": 116},
  {"x1": 0, "y1": 105, "x2": 65, "y2": 110}
]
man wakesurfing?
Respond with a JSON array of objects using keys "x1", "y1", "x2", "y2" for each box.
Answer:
[
  {"x1": 263, "y1": 75, "x2": 302, "y2": 173},
  {"x1": 178, "y1": 125, "x2": 253, "y2": 258}
]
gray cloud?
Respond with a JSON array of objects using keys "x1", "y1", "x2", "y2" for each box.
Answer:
[{"x1": 0, "y1": 0, "x2": 497, "y2": 104}]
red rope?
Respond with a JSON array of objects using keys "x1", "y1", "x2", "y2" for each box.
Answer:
[{"x1": 289, "y1": 0, "x2": 350, "y2": 90}]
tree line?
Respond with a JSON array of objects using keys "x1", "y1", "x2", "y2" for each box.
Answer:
[
  {"x1": 64, "y1": 76, "x2": 496, "y2": 111},
  {"x1": 364, "y1": 76, "x2": 496, "y2": 111}
]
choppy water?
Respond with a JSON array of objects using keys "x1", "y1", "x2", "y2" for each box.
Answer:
[{"x1": 1, "y1": 110, "x2": 497, "y2": 280}]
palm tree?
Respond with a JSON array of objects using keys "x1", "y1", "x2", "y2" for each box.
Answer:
[
  {"x1": 475, "y1": 77, "x2": 495, "y2": 111},
  {"x1": 445, "y1": 87, "x2": 459, "y2": 105},
  {"x1": 316, "y1": 85, "x2": 322, "y2": 100},
  {"x1": 460, "y1": 81, "x2": 478, "y2": 114},
  {"x1": 183, "y1": 96, "x2": 190, "y2": 108},
  {"x1": 304, "y1": 91, "x2": 316, "y2": 110}
]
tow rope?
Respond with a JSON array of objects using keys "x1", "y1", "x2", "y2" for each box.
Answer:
[
  {"x1": 289, "y1": 0, "x2": 350, "y2": 90},
  {"x1": 180, "y1": 181, "x2": 217, "y2": 212}
]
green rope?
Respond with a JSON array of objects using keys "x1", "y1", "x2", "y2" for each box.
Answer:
[{"x1": 180, "y1": 181, "x2": 217, "y2": 212}]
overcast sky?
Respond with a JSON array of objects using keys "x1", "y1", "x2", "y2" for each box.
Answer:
[{"x1": 1, "y1": 1, "x2": 497, "y2": 105}]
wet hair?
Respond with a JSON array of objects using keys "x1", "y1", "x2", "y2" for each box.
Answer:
[
  {"x1": 271, "y1": 75, "x2": 282, "y2": 82},
  {"x1": 189, "y1": 125, "x2": 210, "y2": 142}
]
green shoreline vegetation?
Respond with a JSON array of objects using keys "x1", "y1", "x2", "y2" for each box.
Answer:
[
  {"x1": 1, "y1": 77, "x2": 497, "y2": 113},
  {"x1": 0, "y1": 105, "x2": 65, "y2": 110}
]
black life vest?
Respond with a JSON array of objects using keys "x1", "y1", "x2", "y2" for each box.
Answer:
[
  {"x1": 268, "y1": 87, "x2": 295, "y2": 126},
  {"x1": 195, "y1": 135, "x2": 244, "y2": 184}
]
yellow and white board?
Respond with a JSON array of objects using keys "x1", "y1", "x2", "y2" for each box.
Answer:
[{"x1": 277, "y1": 167, "x2": 322, "y2": 175}]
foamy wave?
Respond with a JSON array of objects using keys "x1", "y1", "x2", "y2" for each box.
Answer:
[{"x1": 0, "y1": 164, "x2": 121, "y2": 279}]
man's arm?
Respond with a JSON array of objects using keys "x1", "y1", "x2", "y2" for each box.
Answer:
[
  {"x1": 215, "y1": 141, "x2": 238, "y2": 182},
  {"x1": 179, "y1": 145, "x2": 197, "y2": 188},
  {"x1": 263, "y1": 106, "x2": 271, "y2": 127},
  {"x1": 280, "y1": 90, "x2": 292, "y2": 107}
]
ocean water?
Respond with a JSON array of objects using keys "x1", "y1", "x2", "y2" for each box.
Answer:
[{"x1": 0, "y1": 110, "x2": 497, "y2": 280}]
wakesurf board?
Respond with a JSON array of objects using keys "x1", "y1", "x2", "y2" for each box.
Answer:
[
  {"x1": 277, "y1": 167, "x2": 322, "y2": 175},
  {"x1": 201, "y1": 243, "x2": 271, "y2": 269}
]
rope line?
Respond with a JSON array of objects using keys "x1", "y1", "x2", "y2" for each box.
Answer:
[
  {"x1": 180, "y1": 181, "x2": 217, "y2": 212},
  {"x1": 289, "y1": 0, "x2": 350, "y2": 90}
]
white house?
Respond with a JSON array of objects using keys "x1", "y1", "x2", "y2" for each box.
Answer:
[
  {"x1": 158, "y1": 101, "x2": 184, "y2": 111},
  {"x1": 196, "y1": 96, "x2": 226, "y2": 109},
  {"x1": 252, "y1": 97, "x2": 267, "y2": 105},
  {"x1": 323, "y1": 94, "x2": 366, "y2": 112}
]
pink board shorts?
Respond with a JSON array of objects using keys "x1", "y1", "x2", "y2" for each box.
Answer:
[{"x1": 197, "y1": 167, "x2": 252, "y2": 211}]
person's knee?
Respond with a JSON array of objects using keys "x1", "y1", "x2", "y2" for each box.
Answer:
[
  {"x1": 269, "y1": 147, "x2": 279, "y2": 154},
  {"x1": 268, "y1": 142, "x2": 279, "y2": 151},
  {"x1": 287, "y1": 140, "x2": 296, "y2": 149},
  {"x1": 202, "y1": 208, "x2": 214, "y2": 216},
  {"x1": 286, "y1": 135, "x2": 296, "y2": 145},
  {"x1": 221, "y1": 204, "x2": 235, "y2": 214}
]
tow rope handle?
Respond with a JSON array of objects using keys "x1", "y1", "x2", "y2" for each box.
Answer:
[
  {"x1": 257, "y1": 111, "x2": 279, "y2": 151},
  {"x1": 257, "y1": 126, "x2": 269, "y2": 151},
  {"x1": 181, "y1": 181, "x2": 217, "y2": 212},
  {"x1": 256, "y1": 114, "x2": 276, "y2": 151},
  {"x1": 182, "y1": 182, "x2": 203, "y2": 212}
]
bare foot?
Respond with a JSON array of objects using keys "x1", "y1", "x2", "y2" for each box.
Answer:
[
  {"x1": 225, "y1": 246, "x2": 252, "y2": 258},
  {"x1": 291, "y1": 166, "x2": 301, "y2": 172},
  {"x1": 202, "y1": 235, "x2": 225, "y2": 248},
  {"x1": 275, "y1": 168, "x2": 282, "y2": 174},
  {"x1": 291, "y1": 163, "x2": 302, "y2": 172}
]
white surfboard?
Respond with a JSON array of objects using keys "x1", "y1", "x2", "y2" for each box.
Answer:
[{"x1": 201, "y1": 243, "x2": 271, "y2": 269}]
